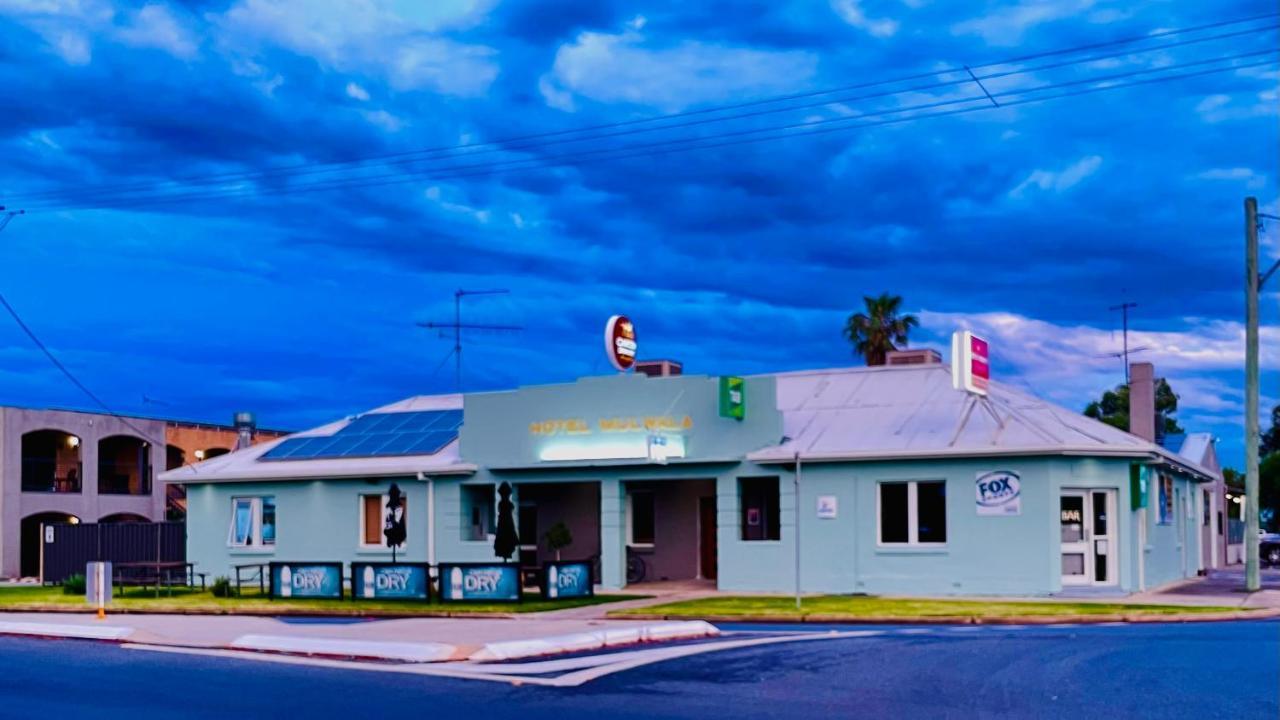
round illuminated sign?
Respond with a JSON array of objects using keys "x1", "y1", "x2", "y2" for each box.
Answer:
[{"x1": 604, "y1": 315, "x2": 637, "y2": 371}]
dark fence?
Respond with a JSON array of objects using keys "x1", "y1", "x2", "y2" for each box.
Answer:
[{"x1": 41, "y1": 522, "x2": 184, "y2": 584}]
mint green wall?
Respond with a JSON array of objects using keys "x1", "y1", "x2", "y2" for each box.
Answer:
[
  {"x1": 717, "y1": 456, "x2": 1143, "y2": 596},
  {"x1": 1141, "y1": 469, "x2": 1203, "y2": 590},
  {"x1": 186, "y1": 477, "x2": 426, "y2": 580}
]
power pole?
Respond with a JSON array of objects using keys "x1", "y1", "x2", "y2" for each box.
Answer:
[
  {"x1": 1109, "y1": 301, "x2": 1139, "y2": 383},
  {"x1": 1243, "y1": 197, "x2": 1280, "y2": 592},
  {"x1": 417, "y1": 289, "x2": 521, "y2": 392}
]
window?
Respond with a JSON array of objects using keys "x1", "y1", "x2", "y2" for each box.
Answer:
[
  {"x1": 1202, "y1": 490, "x2": 1211, "y2": 527},
  {"x1": 739, "y1": 477, "x2": 781, "y2": 541},
  {"x1": 461, "y1": 484, "x2": 494, "y2": 541},
  {"x1": 359, "y1": 494, "x2": 406, "y2": 549},
  {"x1": 227, "y1": 496, "x2": 275, "y2": 548},
  {"x1": 628, "y1": 491, "x2": 655, "y2": 546},
  {"x1": 1157, "y1": 474, "x2": 1174, "y2": 525},
  {"x1": 878, "y1": 480, "x2": 947, "y2": 545}
]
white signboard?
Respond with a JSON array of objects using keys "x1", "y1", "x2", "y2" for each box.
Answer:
[
  {"x1": 975, "y1": 470, "x2": 1021, "y2": 516},
  {"x1": 816, "y1": 495, "x2": 838, "y2": 519},
  {"x1": 951, "y1": 330, "x2": 990, "y2": 396}
]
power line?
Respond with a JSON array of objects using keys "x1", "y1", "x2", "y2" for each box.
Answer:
[
  {"x1": 24, "y1": 21, "x2": 1275, "y2": 211},
  {"x1": 19, "y1": 50, "x2": 1276, "y2": 213},
  {"x1": 8, "y1": 13, "x2": 1277, "y2": 208}
]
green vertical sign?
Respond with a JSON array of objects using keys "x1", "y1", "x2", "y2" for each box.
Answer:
[
  {"x1": 1130, "y1": 464, "x2": 1148, "y2": 510},
  {"x1": 719, "y1": 376, "x2": 745, "y2": 420}
]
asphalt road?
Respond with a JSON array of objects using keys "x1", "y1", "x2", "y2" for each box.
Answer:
[{"x1": 0, "y1": 620, "x2": 1274, "y2": 719}]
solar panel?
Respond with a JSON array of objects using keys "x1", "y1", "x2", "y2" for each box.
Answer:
[{"x1": 259, "y1": 409, "x2": 463, "y2": 461}]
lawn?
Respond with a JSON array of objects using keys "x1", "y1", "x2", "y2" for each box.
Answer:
[
  {"x1": 0, "y1": 585, "x2": 636, "y2": 616},
  {"x1": 609, "y1": 595, "x2": 1247, "y2": 621}
]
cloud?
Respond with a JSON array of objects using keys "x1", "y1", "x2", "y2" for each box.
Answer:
[
  {"x1": 951, "y1": 0, "x2": 1103, "y2": 46},
  {"x1": 345, "y1": 81, "x2": 369, "y2": 101},
  {"x1": 830, "y1": 0, "x2": 899, "y2": 38},
  {"x1": 216, "y1": 0, "x2": 499, "y2": 96},
  {"x1": 541, "y1": 27, "x2": 819, "y2": 112},
  {"x1": 1009, "y1": 155, "x2": 1102, "y2": 197},
  {"x1": 116, "y1": 4, "x2": 197, "y2": 58}
]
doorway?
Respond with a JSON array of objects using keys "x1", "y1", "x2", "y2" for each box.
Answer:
[
  {"x1": 698, "y1": 496, "x2": 717, "y2": 581},
  {"x1": 1060, "y1": 489, "x2": 1117, "y2": 586}
]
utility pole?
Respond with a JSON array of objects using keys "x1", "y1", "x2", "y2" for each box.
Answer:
[
  {"x1": 417, "y1": 289, "x2": 521, "y2": 392},
  {"x1": 1109, "y1": 301, "x2": 1139, "y2": 383},
  {"x1": 1243, "y1": 197, "x2": 1279, "y2": 592}
]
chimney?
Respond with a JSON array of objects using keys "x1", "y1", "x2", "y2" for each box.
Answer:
[
  {"x1": 233, "y1": 411, "x2": 257, "y2": 450},
  {"x1": 885, "y1": 349, "x2": 943, "y2": 366},
  {"x1": 634, "y1": 359, "x2": 683, "y2": 377},
  {"x1": 1128, "y1": 362, "x2": 1155, "y2": 442}
]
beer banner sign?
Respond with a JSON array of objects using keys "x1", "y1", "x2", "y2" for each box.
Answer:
[
  {"x1": 351, "y1": 563, "x2": 430, "y2": 601},
  {"x1": 270, "y1": 562, "x2": 343, "y2": 599},
  {"x1": 541, "y1": 560, "x2": 594, "y2": 600},
  {"x1": 975, "y1": 471, "x2": 1022, "y2": 516},
  {"x1": 438, "y1": 563, "x2": 522, "y2": 602}
]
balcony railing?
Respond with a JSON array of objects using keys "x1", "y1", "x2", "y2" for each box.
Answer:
[
  {"x1": 21, "y1": 459, "x2": 83, "y2": 493},
  {"x1": 98, "y1": 462, "x2": 152, "y2": 495}
]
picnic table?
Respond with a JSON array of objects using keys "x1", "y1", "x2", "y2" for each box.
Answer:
[
  {"x1": 113, "y1": 561, "x2": 203, "y2": 598},
  {"x1": 233, "y1": 562, "x2": 268, "y2": 596}
]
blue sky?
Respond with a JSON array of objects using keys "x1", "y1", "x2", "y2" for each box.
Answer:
[{"x1": 0, "y1": 0, "x2": 1276, "y2": 467}]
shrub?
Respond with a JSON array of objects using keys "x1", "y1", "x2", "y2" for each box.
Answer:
[
  {"x1": 210, "y1": 576, "x2": 233, "y2": 598},
  {"x1": 62, "y1": 574, "x2": 86, "y2": 595}
]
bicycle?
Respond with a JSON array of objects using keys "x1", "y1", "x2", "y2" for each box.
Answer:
[{"x1": 626, "y1": 547, "x2": 647, "y2": 584}]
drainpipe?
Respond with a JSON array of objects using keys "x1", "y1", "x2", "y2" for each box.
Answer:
[
  {"x1": 794, "y1": 451, "x2": 802, "y2": 610},
  {"x1": 419, "y1": 472, "x2": 436, "y2": 568}
]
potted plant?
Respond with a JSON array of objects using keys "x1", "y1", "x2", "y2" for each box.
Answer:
[{"x1": 544, "y1": 521, "x2": 573, "y2": 561}]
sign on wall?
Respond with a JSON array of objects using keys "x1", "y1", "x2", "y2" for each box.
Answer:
[
  {"x1": 719, "y1": 376, "x2": 745, "y2": 420},
  {"x1": 816, "y1": 495, "x2": 838, "y2": 519},
  {"x1": 542, "y1": 560, "x2": 594, "y2": 600},
  {"x1": 975, "y1": 471, "x2": 1021, "y2": 516},
  {"x1": 604, "y1": 315, "x2": 638, "y2": 371},
  {"x1": 351, "y1": 563, "x2": 430, "y2": 601},
  {"x1": 270, "y1": 562, "x2": 343, "y2": 599},
  {"x1": 438, "y1": 563, "x2": 522, "y2": 602},
  {"x1": 951, "y1": 330, "x2": 990, "y2": 395}
]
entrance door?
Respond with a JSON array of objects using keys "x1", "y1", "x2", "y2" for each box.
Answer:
[
  {"x1": 1060, "y1": 490, "x2": 1117, "y2": 586},
  {"x1": 698, "y1": 496, "x2": 717, "y2": 581}
]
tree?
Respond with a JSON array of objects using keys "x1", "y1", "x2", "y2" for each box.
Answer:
[
  {"x1": 543, "y1": 521, "x2": 573, "y2": 561},
  {"x1": 843, "y1": 293, "x2": 919, "y2": 366},
  {"x1": 1083, "y1": 378, "x2": 1184, "y2": 440},
  {"x1": 1261, "y1": 405, "x2": 1280, "y2": 458},
  {"x1": 493, "y1": 482, "x2": 519, "y2": 562}
]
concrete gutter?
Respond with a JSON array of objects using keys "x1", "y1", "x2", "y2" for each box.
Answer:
[{"x1": 614, "y1": 607, "x2": 1280, "y2": 625}]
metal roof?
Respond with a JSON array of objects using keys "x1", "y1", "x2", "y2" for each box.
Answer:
[
  {"x1": 746, "y1": 364, "x2": 1220, "y2": 481},
  {"x1": 158, "y1": 394, "x2": 474, "y2": 484}
]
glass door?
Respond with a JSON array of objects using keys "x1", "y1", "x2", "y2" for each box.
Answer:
[
  {"x1": 1060, "y1": 492, "x2": 1089, "y2": 586},
  {"x1": 1061, "y1": 489, "x2": 1117, "y2": 586}
]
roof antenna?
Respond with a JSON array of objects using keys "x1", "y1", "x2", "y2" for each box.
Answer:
[{"x1": 416, "y1": 289, "x2": 522, "y2": 392}]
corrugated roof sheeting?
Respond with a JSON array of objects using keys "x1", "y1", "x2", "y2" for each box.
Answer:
[{"x1": 752, "y1": 365, "x2": 1216, "y2": 480}]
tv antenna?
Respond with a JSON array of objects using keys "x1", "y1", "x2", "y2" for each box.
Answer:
[
  {"x1": 1108, "y1": 301, "x2": 1140, "y2": 383},
  {"x1": 416, "y1": 289, "x2": 522, "y2": 391}
]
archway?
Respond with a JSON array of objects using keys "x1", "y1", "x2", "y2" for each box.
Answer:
[
  {"x1": 21, "y1": 429, "x2": 82, "y2": 493},
  {"x1": 197, "y1": 447, "x2": 230, "y2": 461},
  {"x1": 20, "y1": 512, "x2": 79, "y2": 578},
  {"x1": 165, "y1": 444, "x2": 185, "y2": 471},
  {"x1": 98, "y1": 435, "x2": 150, "y2": 495},
  {"x1": 99, "y1": 513, "x2": 149, "y2": 524}
]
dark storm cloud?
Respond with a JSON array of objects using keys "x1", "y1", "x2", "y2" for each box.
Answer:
[{"x1": 0, "y1": 0, "x2": 1274, "y2": 466}]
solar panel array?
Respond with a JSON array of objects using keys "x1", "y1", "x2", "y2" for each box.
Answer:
[{"x1": 260, "y1": 409, "x2": 463, "y2": 461}]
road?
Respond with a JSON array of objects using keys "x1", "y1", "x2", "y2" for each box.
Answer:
[{"x1": 0, "y1": 620, "x2": 1273, "y2": 718}]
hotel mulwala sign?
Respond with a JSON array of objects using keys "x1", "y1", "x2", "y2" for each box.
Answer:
[{"x1": 530, "y1": 415, "x2": 694, "y2": 436}]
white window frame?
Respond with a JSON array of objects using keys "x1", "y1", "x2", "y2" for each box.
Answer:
[
  {"x1": 358, "y1": 493, "x2": 407, "y2": 551},
  {"x1": 1157, "y1": 474, "x2": 1174, "y2": 525},
  {"x1": 227, "y1": 496, "x2": 275, "y2": 550},
  {"x1": 627, "y1": 490, "x2": 655, "y2": 548},
  {"x1": 876, "y1": 480, "x2": 947, "y2": 547}
]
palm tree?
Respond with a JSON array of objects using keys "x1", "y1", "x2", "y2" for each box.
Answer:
[{"x1": 843, "y1": 293, "x2": 919, "y2": 366}]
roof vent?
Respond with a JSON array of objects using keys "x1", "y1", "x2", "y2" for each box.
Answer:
[
  {"x1": 634, "y1": 359, "x2": 683, "y2": 377},
  {"x1": 885, "y1": 349, "x2": 942, "y2": 366}
]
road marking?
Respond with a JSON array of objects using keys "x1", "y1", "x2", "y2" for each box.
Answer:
[
  {"x1": 123, "y1": 630, "x2": 881, "y2": 688},
  {"x1": 230, "y1": 634, "x2": 455, "y2": 663},
  {"x1": 0, "y1": 621, "x2": 133, "y2": 641}
]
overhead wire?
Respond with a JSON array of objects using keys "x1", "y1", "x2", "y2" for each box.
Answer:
[
  {"x1": 8, "y1": 12, "x2": 1278, "y2": 208},
  {"x1": 18, "y1": 49, "x2": 1277, "y2": 213}
]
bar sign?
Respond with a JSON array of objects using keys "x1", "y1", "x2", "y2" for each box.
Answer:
[{"x1": 719, "y1": 376, "x2": 745, "y2": 420}]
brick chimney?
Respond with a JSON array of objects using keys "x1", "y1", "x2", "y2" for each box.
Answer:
[{"x1": 1128, "y1": 362, "x2": 1156, "y2": 442}]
